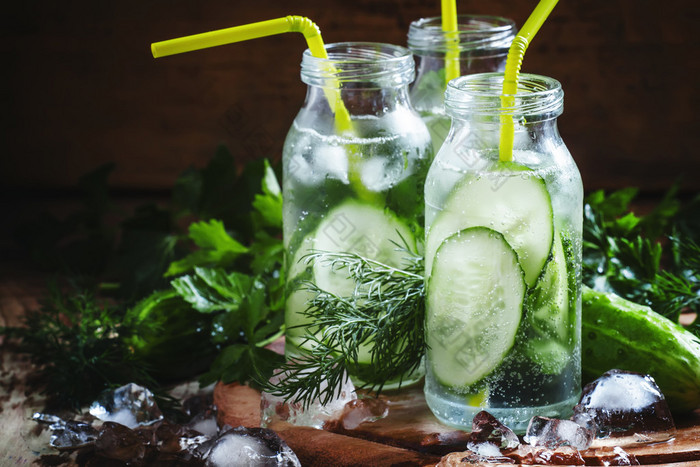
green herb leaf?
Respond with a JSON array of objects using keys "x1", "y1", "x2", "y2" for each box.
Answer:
[
  {"x1": 252, "y1": 160, "x2": 283, "y2": 229},
  {"x1": 165, "y1": 220, "x2": 248, "y2": 277}
]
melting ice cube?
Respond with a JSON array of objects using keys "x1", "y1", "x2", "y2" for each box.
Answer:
[
  {"x1": 89, "y1": 382, "x2": 163, "y2": 429},
  {"x1": 573, "y1": 369, "x2": 675, "y2": 439},
  {"x1": 153, "y1": 420, "x2": 211, "y2": 458},
  {"x1": 337, "y1": 397, "x2": 389, "y2": 430},
  {"x1": 205, "y1": 427, "x2": 300, "y2": 467},
  {"x1": 261, "y1": 367, "x2": 356, "y2": 429},
  {"x1": 524, "y1": 416, "x2": 594, "y2": 450},
  {"x1": 460, "y1": 411, "x2": 521, "y2": 463},
  {"x1": 32, "y1": 413, "x2": 98, "y2": 451},
  {"x1": 468, "y1": 411, "x2": 520, "y2": 450},
  {"x1": 598, "y1": 446, "x2": 641, "y2": 466},
  {"x1": 187, "y1": 407, "x2": 220, "y2": 438}
]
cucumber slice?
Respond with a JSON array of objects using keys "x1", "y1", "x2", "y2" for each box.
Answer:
[
  {"x1": 426, "y1": 227, "x2": 526, "y2": 389},
  {"x1": 426, "y1": 164, "x2": 553, "y2": 287},
  {"x1": 311, "y1": 200, "x2": 416, "y2": 297},
  {"x1": 286, "y1": 200, "x2": 416, "y2": 364},
  {"x1": 284, "y1": 286, "x2": 317, "y2": 340},
  {"x1": 527, "y1": 230, "x2": 570, "y2": 341},
  {"x1": 523, "y1": 338, "x2": 571, "y2": 375}
]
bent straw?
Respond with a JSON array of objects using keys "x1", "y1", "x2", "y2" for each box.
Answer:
[
  {"x1": 151, "y1": 16, "x2": 352, "y2": 133},
  {"x1": 498, "y1": 0, "x2": 558, "y2": 162},
  {"x1": 441, "y1": 0, "x2": 460, "y2": 85}
]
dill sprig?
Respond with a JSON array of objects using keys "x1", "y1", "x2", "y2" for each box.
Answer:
[
  {"x1": 2, "y1": 283, "x2": 157, "y2": 410},
  {"x1": 264, "y1": 243, "x2": 425, "y2": 408}
]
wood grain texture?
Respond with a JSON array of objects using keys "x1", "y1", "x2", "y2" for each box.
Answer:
[
  {"x1": 213, "y1": 382, "x2": 700, "y2": 466},
  {"x1": 2, "y1": 0, "x2": 698, "y2": 193}
]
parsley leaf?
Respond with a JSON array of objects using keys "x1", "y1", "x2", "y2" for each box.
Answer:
[{"x1": 165, "y1": 221, "x2": 248, "y2": 277}]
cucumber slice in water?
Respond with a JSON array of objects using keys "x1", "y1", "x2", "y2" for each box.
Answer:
[
  {"x1": 523, "y1": 338, "x2": 571, "y2": 375},
  {"x1": 426, "y1": 227, "x2": 526, "y2": 389},
  {"x1": 527, "y1": 230, "x2": 571, "y2": 340},
  {"x1": 311, "y1": 200, "x2": 416, "y2": 297},
  {"x1": 286, "y1": 200, "x2": 416, "y2": 364},
  {"x1": 523, "y1": 230, "x2": 575, "y2": 374},
  {"x1": 426, "y1": 165, "x2": 553, "y2": 287}
]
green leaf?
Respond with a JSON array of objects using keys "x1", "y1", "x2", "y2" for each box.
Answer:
[
  {"x1": 612, "y1": 212, "x2": 641, "y2": 234},
  {"x1": 248, "y1": 230, "x2": 284, "y2": 276},
  {"x1": 252, "y1": 160, "x2": 283, "y2": 229},
  {"x1": 171, "y1": 268, "x2": 248, "y2": 313},
  {"x1": 123, "y1": 289, "x2": 217, "y2": 381},
  {"x1": 585, "y1": 187, "x2": 638, "y2": 219},
  {"x1": 199, "y1": 344, "x2": 284, "y2": 388},
  {"x1": 190, "y1": 220, "x2": 247, "y2": 252},
  {"x1": 165, "y1": 220, "x2": 247, "y2": 277}
]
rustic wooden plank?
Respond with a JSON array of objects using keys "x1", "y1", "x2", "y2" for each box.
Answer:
[
  {"x1": 270, "y1": 421, "x2": 443, "y2": 467},
  {"x1": 214, "y1": 381, "x2": 700, "y2": 466}
]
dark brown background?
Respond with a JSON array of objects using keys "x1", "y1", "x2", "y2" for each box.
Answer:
[{"x1": 2, "y1": 0, "x2": 698, "y2": 195}]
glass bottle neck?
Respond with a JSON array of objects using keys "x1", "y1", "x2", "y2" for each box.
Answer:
[
  {"x1": 408, "y1": 15, "x2": 515, "y2": 115},
  {"x1": 305, "y1": 84, "x2": 412, "y2": 116}
]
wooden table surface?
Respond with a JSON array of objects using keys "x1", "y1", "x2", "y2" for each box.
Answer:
[{"x1": 2, "y1": 264, "x2": 700, "y2": 466}]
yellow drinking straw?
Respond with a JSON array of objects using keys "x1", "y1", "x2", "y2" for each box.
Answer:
[
  {"x1": 499, "y1": 0, "x2": 559, "y2": 162},
  {"x1": 151, "y1": 15, "x2": 352, "y2": 133},
  {"x1": 441, "y1": 0, "x2": 460, "y2": 85}
]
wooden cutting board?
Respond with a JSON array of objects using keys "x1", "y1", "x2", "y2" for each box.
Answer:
[{"x1": 214, "y1": 381, "x2": 700, "y2": 466}]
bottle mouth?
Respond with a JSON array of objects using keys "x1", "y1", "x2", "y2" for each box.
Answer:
[
  {"x1": 407, "y1": 15, "x2": 516, "y2": 56},
  {"x1": 300, "y1": 42, "x2": 415, "y2": 89},
  {"x1": 445, "y1": 73, "x2": 564, "y2": 120}
]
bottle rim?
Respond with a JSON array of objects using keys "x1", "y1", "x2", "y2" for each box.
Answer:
[
  {"x1": 445, "y1": 72, "x2": 563, "y2": 120},
  {"x1": 407, "y1": 15, "x2": 516, "y2": 56},
  {"x1": 300, "y1": 42, "x2": 415, "y2": 89}
]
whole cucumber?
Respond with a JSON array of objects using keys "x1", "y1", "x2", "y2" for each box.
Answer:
[{"x1": 582, "y1": 285, "x2": 700, "y2": 413}]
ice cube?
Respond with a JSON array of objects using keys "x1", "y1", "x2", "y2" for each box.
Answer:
[
  {"x1": 598, "y1": 446, "x2": 641, "y2": 466},
  {"x1": 205, "y1": 427, "x2": 300, "y2": 467},
  {"x1": 458, "y1": 411, "x2": 521, "y2": 464},
  {"x1": 89, "y1": 382, "x2": 163, "y2": 429},
  {"x1": 187, "y1": 407, "x2": 220, "y2": 438},
  {"x1": 338, "y1": 397, "x2": 389, "y2": 430},
  {"x1": 468, "y1": 411, "x2": 520, "y2": 450},
  {"x1": 361, "y1": 155, "x2": 405, "y2": 192},
  {"x1": 571, "y1": 411, "x2": 598, "y2": 433},
  {"x1": 32, "y1": 413, "x2": 98, "y2": 451},
  {"x1": 524, "y1": 416, "x2": 594, "y2": 450},
  {"x1": 153, "y1": 420, "x2": 210, "y2": 457},
  {"x1": 467, "y1": 440, "x2": 506, "y2": 458},
  {"x1": 261, "y1": 367, "x2": 356, "y2": 429},
  {"x1": 573, "y1": 369, "x2": 675, "y2": 439},
  {"x1": 287, "y1": 136, "x2": 349, "y2": 187}
]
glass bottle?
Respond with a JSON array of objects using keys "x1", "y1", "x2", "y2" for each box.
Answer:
[
  {"x1": 407, "y1": 15, "x2": 516, "y2": 152},
  {"x1": 283, "y1": 43, "x2": 432, "y2": 387},
  {"x1": 423, "y1": 73, "x2": 583, "y2": 432}
]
